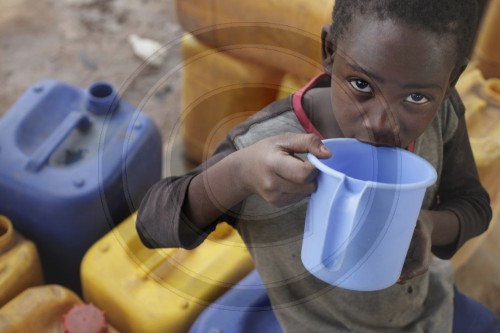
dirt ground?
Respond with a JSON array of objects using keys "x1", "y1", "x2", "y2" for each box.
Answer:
[
  {"x1": 1, "y1": 0, "x2": 499, "y2": 319},
  {"x1": 0, "y1": 0, "x2": 184, "y2": 147}
]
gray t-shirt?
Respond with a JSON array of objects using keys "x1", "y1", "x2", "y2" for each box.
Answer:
[{"x1": 137, "y1": 76, "x2": 491, "y2": 332}]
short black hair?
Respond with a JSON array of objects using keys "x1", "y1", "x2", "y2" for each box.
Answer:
[{"x1": 331, "y1": 0, "x2": 478, "y2": 63}]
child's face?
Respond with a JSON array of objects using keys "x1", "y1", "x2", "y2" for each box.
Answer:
[{"x1": 323, "y1": 16, "x2": 460, "y2": 148}]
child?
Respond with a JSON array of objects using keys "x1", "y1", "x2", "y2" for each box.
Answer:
[{"x1": 138, "y1": 0, "x2": 499, "y2": 331}]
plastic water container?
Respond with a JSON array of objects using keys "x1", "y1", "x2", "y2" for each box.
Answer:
[
  {"x1": 472, "y1": 0, "x2": 500, "y2": 79},
  {"x1": 0, "y1": 284, "x2": 119, "y2": 333},
  {"x1": 0, "y1": 80, "x2": 162, "y2": 293},
  {"x1": 302, "y1": 139, "x2": 437, "y2": 291},
  {"x1": 452, "y1": 68, "x2": 500, "y2": 269},
  {"x1": 0, "y1": 215, "x2": 43, "y2": 307},
  {"x1": 189, "y1": 270, "x2": 283, "y2": 333},
  {"x1": 176, "y1": 0, "x2": 331, "y2": 79},
  {"x1": 181, "y1": 33, "x2": 281, "y2": 162},
  {"x1": 81, "y1": 214, "x2": 254, "y2": 333}
]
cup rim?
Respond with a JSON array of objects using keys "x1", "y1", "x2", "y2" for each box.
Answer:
[{"x1": 307, "y1": 138, "x2": 437, "y2": 190}]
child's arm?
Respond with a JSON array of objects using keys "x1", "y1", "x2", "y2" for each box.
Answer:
[
  {"x1": 399, "y1": 114, "x2": 492, "y2": 282},
  {"x1": 399, "y1": 209, "x2": 459, "y2": 282},
  {"x1": 431, "y1": 114, "x2": 492, "y2": 255},
  {"x1": 184, "y1": 133, "x2": 331, "y2": 230},
  {"x1": 137, "y1": 132, "x2": 331, "y2": 249}
]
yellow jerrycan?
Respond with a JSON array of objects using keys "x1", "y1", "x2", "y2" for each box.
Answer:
[
  {"x1": 0, "y1": 215, "x2": 43, "y2": 307},
  {"x1": 452, "y1": 68, "x2": 500, "y2": 269},
  {"x1": 0, "y1": 284, "x2": 119, "y2": 333},
  {"x1": 81, "y1": 213, "x2": 254, "y2": 333},
  {"x1": 472, "y1": 0, "x2": 500, "y2": 79},
  {"x1": 176, "y1": 0, "x2": 332, "y2": 79},
  {"x1": 180, "y1": 34, "x2": 282, "y2": 163}
]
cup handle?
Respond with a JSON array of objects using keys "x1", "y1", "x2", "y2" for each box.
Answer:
[{"x1": 320, "y1": 179, "x2": 368, "y2": 271}]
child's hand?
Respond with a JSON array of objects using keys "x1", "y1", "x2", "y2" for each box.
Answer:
[
  {"x1": 398, "y1": 210, "x2": 435, "y2": 284},
  {"x1": 235, "y1": 133, "x2": 331, "y2": 207}
]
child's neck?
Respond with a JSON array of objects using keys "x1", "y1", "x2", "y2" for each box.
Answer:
[{"x1": 302, "y1": 87, "x2": 343, "y2": 139}]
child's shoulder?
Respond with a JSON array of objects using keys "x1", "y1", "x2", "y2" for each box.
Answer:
[
  {"x1": 430, "y1": 88, "x2": 465, "y2": 145},
  {"x1": 227, "y1": 96, "x2": 304, "y2": 149},
  {"x1": 302, "y1": 86, "x2": 332, "y2": 119}
]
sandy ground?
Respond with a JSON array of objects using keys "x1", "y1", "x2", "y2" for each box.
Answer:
[
  {"x1": 0, "y1": 0, "x2": 184, "y2": 147},
  {"x1": 1, "y1": 0, "x2": 499, "y2": 319}
]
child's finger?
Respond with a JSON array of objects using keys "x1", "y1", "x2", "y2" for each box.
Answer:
[
  {"x1": 275, "y1": 155, "x2": 319, "y2": 185},
  {"x1": 399, "y1": 260, "x2": 427, "y2": 282},
  {"x1": 264, "y1": 176, "x2": 319, "y2": 207},
  {"x1": 278, "y1": 133, "x2": 332, "y2": 159}
]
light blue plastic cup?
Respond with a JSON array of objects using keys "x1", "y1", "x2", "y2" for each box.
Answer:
[{"x1": 301, "y1": 138, "x2": 437, "y2": 291}]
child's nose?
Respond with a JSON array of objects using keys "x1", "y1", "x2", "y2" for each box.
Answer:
[{"x1": 363, "y1": 105, "x2": 401, "y2": 146}]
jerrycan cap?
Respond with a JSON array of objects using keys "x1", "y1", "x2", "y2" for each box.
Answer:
[
  {"x1": 85, "y1": 81, "x2": 119, "y2": 115},
  {"x1": 63, "y1": 303, "x2": 108, "y2": 333}
]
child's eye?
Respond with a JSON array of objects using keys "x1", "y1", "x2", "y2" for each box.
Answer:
[
  {"x1": 349, "y1": 79, "x2": 372, "y2": 93},
  {"x1": 405, "y1": 93, "x2": 429, "y2": 104}
]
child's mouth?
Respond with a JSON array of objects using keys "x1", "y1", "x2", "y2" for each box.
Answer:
[{"x1": 356, "y1": 138, "x2": 402, "y2": 148}]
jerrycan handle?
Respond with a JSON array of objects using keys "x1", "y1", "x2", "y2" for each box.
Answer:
[
  {"x1": 26, "y1": 111, "x2": 91, "y2": 172},
  {"x1": 319, "y1": 179, "x2": 369, "y2": 272}
]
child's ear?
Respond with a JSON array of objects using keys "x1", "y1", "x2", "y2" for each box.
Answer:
[
  {"x1": 321, "y1": 25, "x2": 334, "y2": 75},
  {"x1": 446, "y1": 57, "x2": 469, "y2": 96}
]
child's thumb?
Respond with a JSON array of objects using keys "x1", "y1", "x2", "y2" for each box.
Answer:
[
  {"x1": 279, "y1": 133, "x2": 331, "y2": 158},
  {"x1": 307, "y1": 135, "x2": 331, "y2": 158},
  {"x1": 317, "y1": 141, "x2": 332, "y2": 158}
]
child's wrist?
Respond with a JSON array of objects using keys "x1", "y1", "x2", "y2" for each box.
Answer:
[{"x1": 227, "y1": 150, "x2": 253, "y2": 199}]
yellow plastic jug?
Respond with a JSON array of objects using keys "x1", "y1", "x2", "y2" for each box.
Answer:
[
  {"x1": 0, "y1": 284, "x2": 119, "y2": 333},
  {"x1": 452, "y1": 68, "x2": 500, "y2": 269},
  {"x1": 180, "y1": 33, "x2": 282, "y2": 163},
  {"x1": 81, "y1": 214, "x2": 254, "y2": 333},
  {"x1": 472, "y1": 0, "x2": 500, "y2": 79},
  {"x1": 456, "y1": 69, "x2": 500, "y2": 194},
  {"x1": 176, "y1": 0, "x2": 332, "y2": 79},
  {"x1": 0, "y1": 215, "x2": 43, "y2": 307}
]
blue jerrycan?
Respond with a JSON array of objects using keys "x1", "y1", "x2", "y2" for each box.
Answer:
[
  {"x1": 0, "y1": 80, "x2": 162, "y2": 293},
  {"x1": 189, "y1": 270, "x2": 283, "y2": 333}
]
